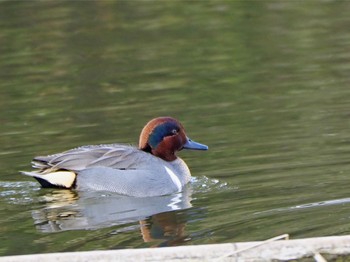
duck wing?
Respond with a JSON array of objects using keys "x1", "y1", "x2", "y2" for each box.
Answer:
[{"x1": 32, "y1": 144, "x2": 149, "y2": 173}]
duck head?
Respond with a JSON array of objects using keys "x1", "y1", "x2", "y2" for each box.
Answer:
[{"x1": 139, "y1": 117, "x2": 208, "y2": 161}]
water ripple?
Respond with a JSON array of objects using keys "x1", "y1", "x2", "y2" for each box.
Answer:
[
  {"x1": 0, "y1": 181, "x2": 40, "y2": 204},
  {"x1": 255, "y1": 197, "x2": 350, "y2": 215},
  {"x1": 191, "y1": 176, "x2": 232, "y2": 194}
]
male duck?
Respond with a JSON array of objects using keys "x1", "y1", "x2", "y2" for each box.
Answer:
[{"x1": 22, "y1": 117, "x2": 208, "y2": 197}]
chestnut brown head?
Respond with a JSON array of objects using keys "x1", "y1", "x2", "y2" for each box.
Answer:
[{"x1": 139, "y1": 117, "x2": 208, "y2": 161}]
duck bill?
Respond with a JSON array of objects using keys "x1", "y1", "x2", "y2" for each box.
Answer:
[{"x1": 183, "y1": 137, "x2": 208, "y2": 150}]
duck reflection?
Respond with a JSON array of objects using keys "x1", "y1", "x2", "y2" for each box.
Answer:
[
  {"x1": 31, "y1": 186, "x2": 193, "y2": 245},
  {"x1": 140, "y1": 211, "x2": 190, "y2": 247}
]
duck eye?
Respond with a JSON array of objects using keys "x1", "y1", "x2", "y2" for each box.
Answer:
[{"x1": 171, "y1": 129, "x2": 178, "y2": 135}]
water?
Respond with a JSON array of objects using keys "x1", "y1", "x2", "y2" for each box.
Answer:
[{"x1": 1, "y1": 0, "x2": 350, "y2": 256}]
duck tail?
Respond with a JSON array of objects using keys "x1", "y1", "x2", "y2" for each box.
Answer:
[{"x1": 21, "y1": 171, "x2": 77, "y2": 189}]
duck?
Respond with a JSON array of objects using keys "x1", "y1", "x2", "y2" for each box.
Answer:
[{"x1": 22, "y1": 117, "x2": 208, "y2": 197}]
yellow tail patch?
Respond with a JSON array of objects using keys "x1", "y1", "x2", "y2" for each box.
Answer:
[{"x1": 22, "y1": 171, "x2": 76, "y2": 188}]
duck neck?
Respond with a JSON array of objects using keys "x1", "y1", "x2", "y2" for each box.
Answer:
[{"x1": 139, "y1": 144, "x2": 177, "y2": 162}]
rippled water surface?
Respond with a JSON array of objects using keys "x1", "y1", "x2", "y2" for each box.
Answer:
[{"x1": 1, "y1": 1, "x2": 350, "y2": 256}]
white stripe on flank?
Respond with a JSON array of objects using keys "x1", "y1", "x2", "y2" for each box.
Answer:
[{"x1": 164, "y1": 166, "x2": 182, "y2": 192}]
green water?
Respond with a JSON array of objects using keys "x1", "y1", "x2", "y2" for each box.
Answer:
[{"x1": 1, "y1": 0, "x2": 350, "y2": 256}]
